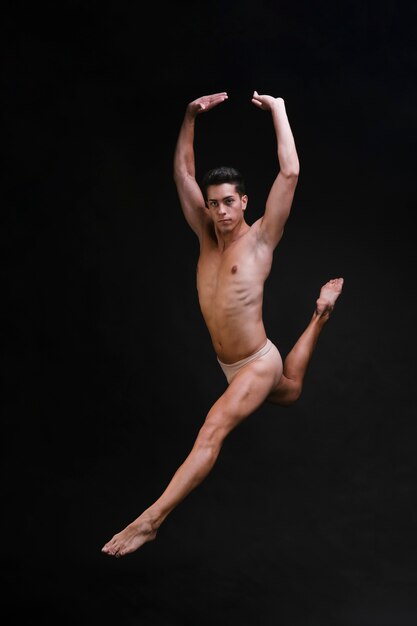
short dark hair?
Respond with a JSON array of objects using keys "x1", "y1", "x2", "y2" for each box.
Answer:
[{"x1": 201, "y1": 166, "x2": 246, "y2": 201}]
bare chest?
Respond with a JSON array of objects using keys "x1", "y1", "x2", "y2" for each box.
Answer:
[{"x1": 196, "y1": 239, "x2": 269, "y2": 306}]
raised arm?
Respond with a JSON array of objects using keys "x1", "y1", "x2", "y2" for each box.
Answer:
[
  {"x1": 173, "y1": 92, "x2": 229, "y2": 237},
  {"x1": 251, "y1": 91, "x2": 300, "y2": 248}
]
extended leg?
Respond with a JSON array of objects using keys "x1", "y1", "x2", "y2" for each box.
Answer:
[
  {"x1": 101, "y1": 357, "x2": 279, "y2": 558},
  {"x1": 268, "y1": 277, "x2": 344, "y2": 406},
  {"x1": 101, "y1": 420, "x2": 225, "y2": 557}
]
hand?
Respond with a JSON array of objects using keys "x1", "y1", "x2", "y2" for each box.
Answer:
[
  {"x1": 187, "y1": 92, "x2": 228, "y2": 117},
  {"x1": 251, "y1": 90, "x2": 283, "y2": 111}
]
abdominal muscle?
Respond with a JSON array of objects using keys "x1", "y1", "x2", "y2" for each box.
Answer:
[
  {"x1": 197, "y1": 220, "x2": 273, "y2": 364},
  {"x1": 198, "y1": 271, "x2": 268, "y2": 365}
]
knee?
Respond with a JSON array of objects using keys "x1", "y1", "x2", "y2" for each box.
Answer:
[
  {"x1": 190, "y1": 422, "x2": 224, "y2": 472},
  {"x1": 274, "y1": 381, "x2": 303, "y2": 407},
  {"x1": 287, "y1": 381, "x2": 304, "y2": 405},
  {"x1": 290, "y1": 382, "x2": 303, "y2": 404},
  {"x1": 280, "y1": 395, "x2": 298, "y2": 407},
  {"x1": 197, "y1": 415, "x2": 228, "y2": 452}
]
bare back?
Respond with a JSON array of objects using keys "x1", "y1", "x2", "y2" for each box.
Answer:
[{"x1": 197, "y1": 218, "x2": 273, "y2": 364}]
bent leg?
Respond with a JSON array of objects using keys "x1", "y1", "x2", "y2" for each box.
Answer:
[
  {"x1": 101, "y1": 352, "x2": 280, "y2": 558},
  {"x1": 268, "y1": 277, "x2": 344, "y2": 406}
]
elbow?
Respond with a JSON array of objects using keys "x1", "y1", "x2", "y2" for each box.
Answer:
[
  {"x1": 173, "y1": 165, "x2": 184, "y2": 186},
  {"x1": 173, "y1": 161, "x2": 181, "y2": 180},
  {"x1": 289, "y1": 157, "x2": 300, "y2": 178},
  {"x1": 282, "y1": 168, "x2": 299, "y2": 183},
  {"x1": 281, "y1": 156, "x2": 300, "y2": 180}
]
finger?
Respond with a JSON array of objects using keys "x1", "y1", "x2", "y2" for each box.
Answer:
[{"x1": 211, "y1": 93, "x2": 228, "y2": 102}]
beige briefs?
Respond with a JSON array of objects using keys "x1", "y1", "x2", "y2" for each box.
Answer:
[{"x1": 217, "y1": 339, "x2": 275, "y2": 384}]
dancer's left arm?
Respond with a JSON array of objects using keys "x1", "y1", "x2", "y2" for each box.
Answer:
[{"x1": 252, "y1": 92, "x2": 300, "y2": 249}]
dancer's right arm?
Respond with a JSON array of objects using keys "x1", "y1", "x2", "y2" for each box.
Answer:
[{"x1": 173, "y1": 92, "x2": 228, "y2": 237}]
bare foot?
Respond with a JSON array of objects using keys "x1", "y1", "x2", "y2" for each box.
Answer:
[
  {"x1": 101, "y1": 515, "x2": 157, "y2": 558},
  {"x1": 315, "y1": 277, "x2": 344, "y2": 318}
]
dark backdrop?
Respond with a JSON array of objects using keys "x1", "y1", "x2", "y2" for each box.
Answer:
[{"x1": 3, "y1": 1, "x2": 417, "y2": 624}]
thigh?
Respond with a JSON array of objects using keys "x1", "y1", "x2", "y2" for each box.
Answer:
[{"x1": 208, "y1": 345, "x2": 283, "y2": 433}]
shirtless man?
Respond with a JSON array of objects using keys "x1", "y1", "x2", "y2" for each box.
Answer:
[{"x1": 102, "y1": 91, "x2": 343, "y2": 558}]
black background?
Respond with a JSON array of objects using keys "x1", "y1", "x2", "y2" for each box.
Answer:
[{"x1": 3, "y1": 1, "x2": 417, "y2": 624}]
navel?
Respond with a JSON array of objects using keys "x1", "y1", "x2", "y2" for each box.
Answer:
[{"x1": 231, "y1": 265, "x2": 237, "y2": 274}]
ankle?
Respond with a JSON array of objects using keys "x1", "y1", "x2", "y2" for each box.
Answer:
[{"x1": 141, "y1": 507, "x2": 165, "y2": 531}]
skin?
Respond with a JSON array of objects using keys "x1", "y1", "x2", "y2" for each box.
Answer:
[{"x1": 101, "y1": 91, "x2": 344, "y2": 557}]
